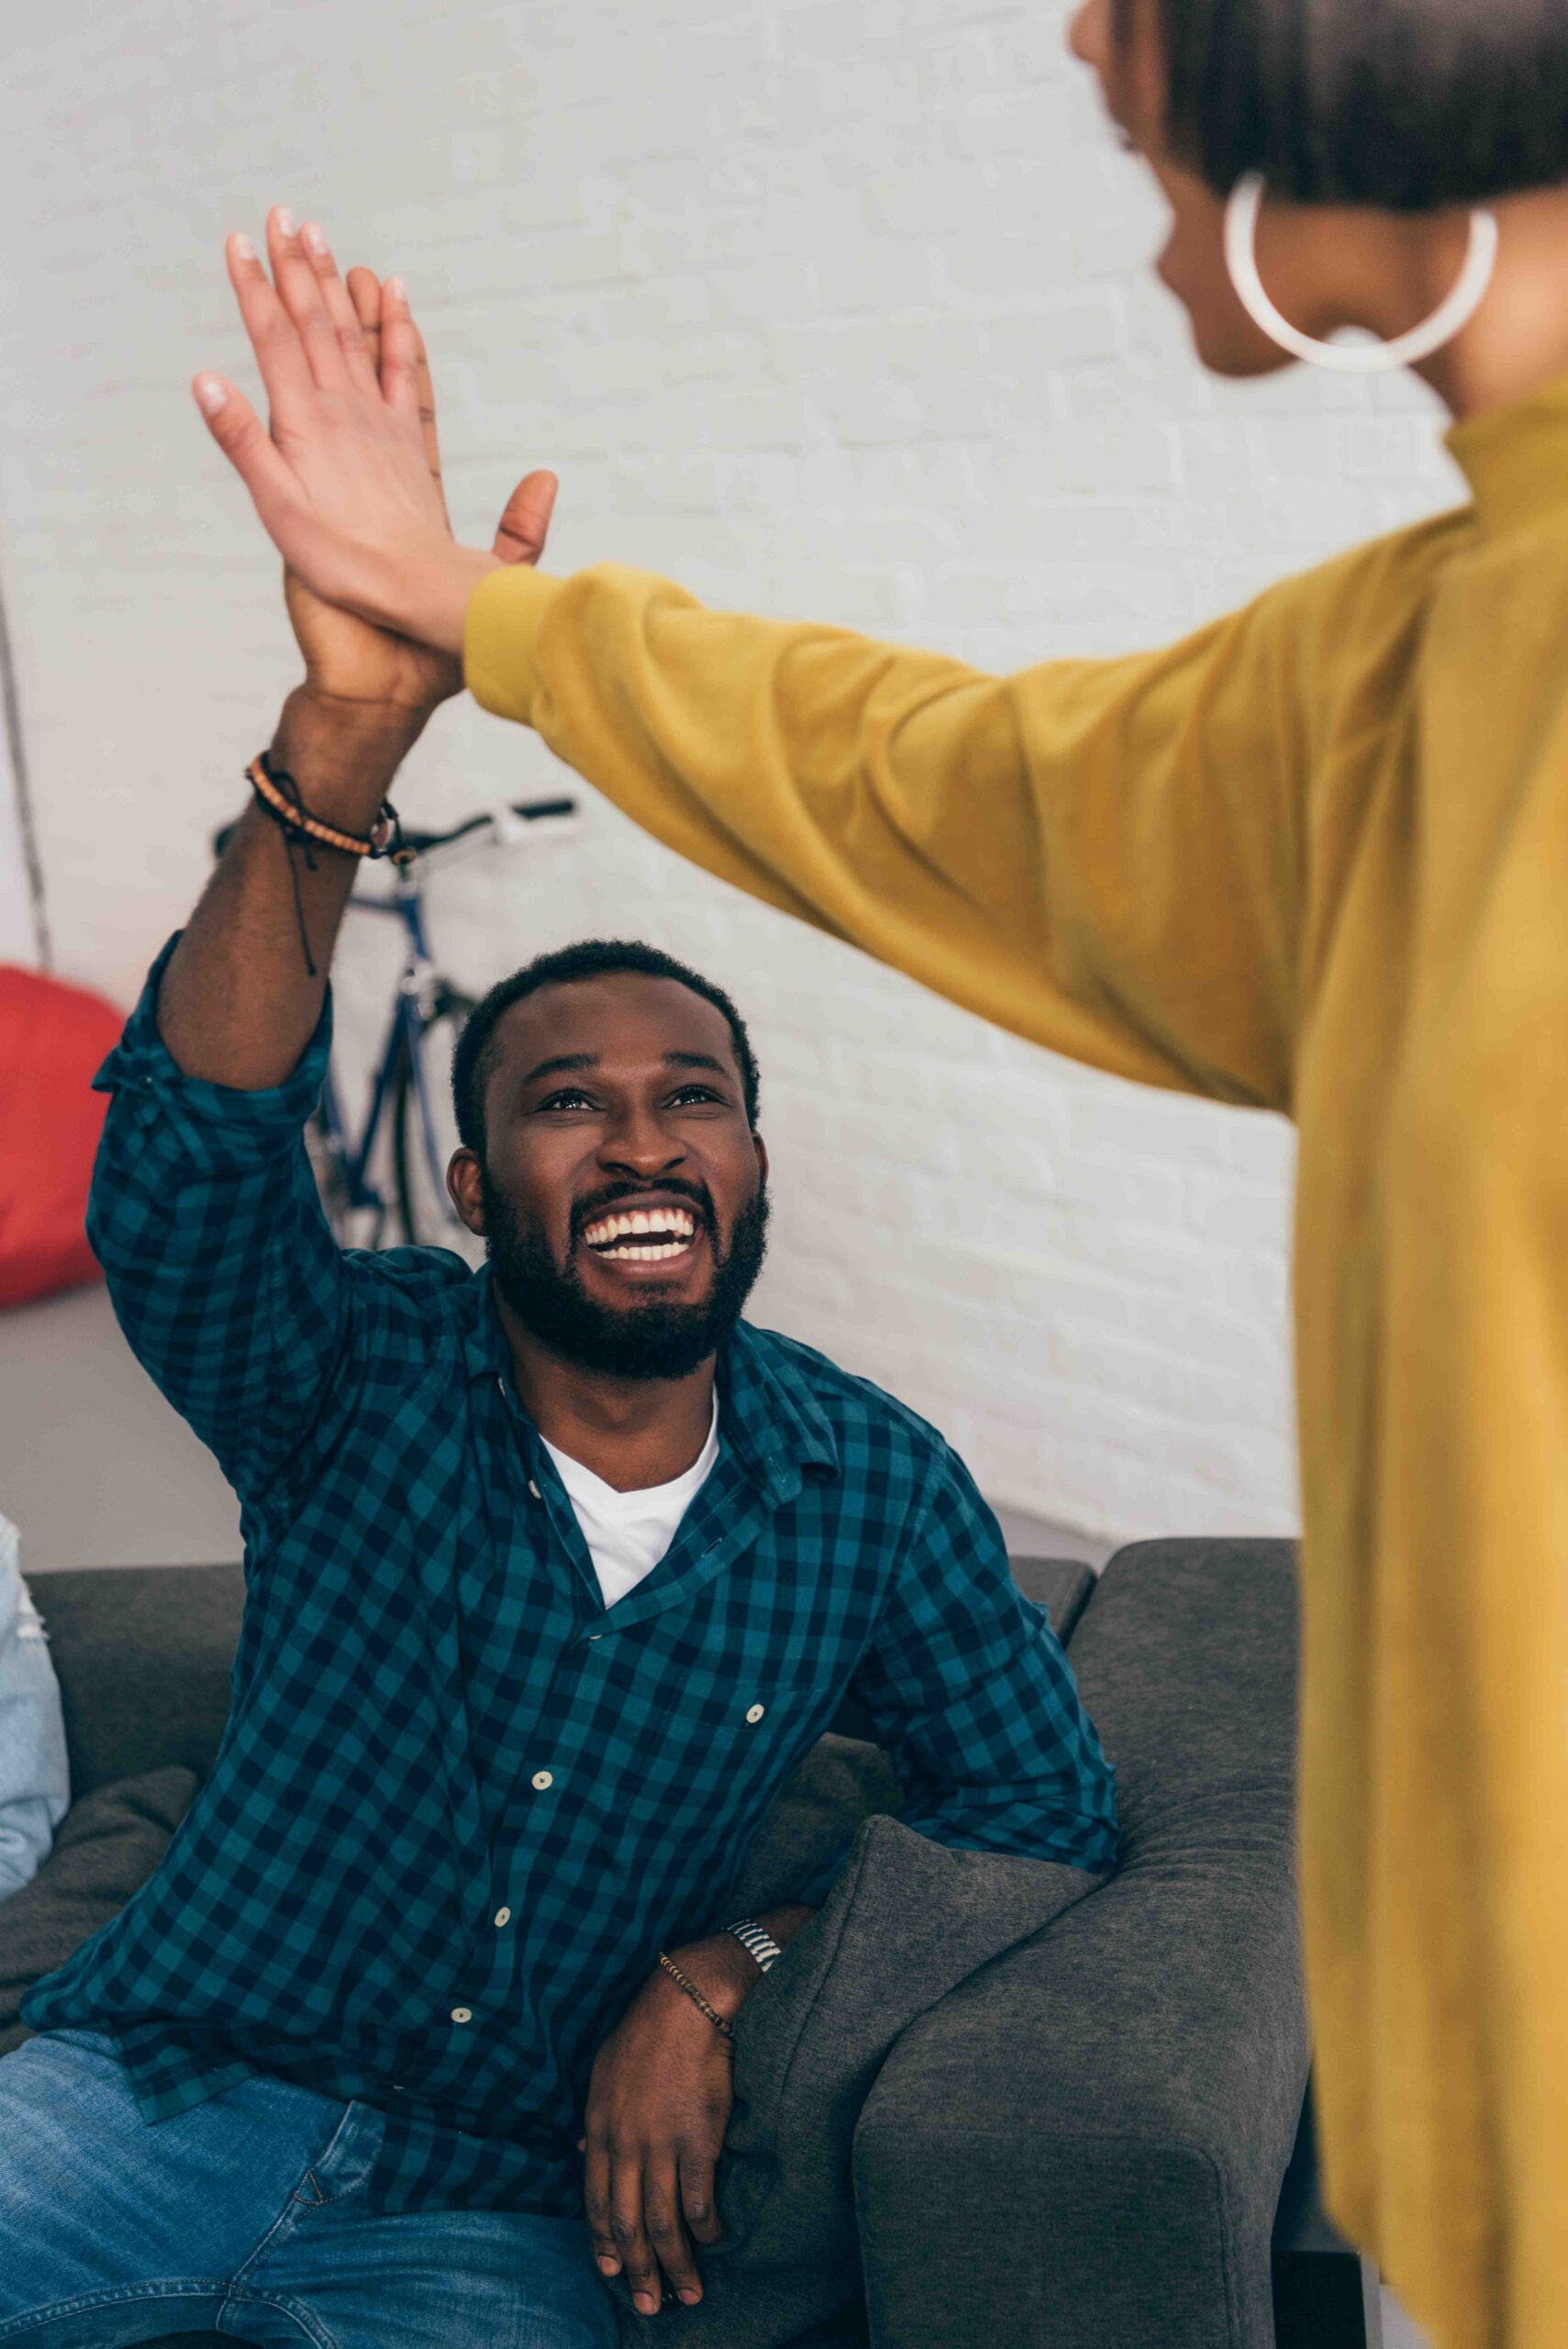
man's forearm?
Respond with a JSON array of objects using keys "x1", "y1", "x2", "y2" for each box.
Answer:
[{"x1": 158, "y1": 686, "x2": 426, "y2": 1088}]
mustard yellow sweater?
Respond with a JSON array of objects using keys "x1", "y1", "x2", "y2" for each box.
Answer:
[{"x1": 465, "y1": 372, "x2": 1568, "y2": 2349}]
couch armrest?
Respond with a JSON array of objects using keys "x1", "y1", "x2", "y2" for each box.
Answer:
[{"x1": 852, "y1": 1539, "x2": 1309, "y2": 2349}]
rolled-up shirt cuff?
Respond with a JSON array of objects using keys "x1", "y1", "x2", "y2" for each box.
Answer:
[{"x1": 93, "y1": 932, "x2": 335, "y2": 1166}]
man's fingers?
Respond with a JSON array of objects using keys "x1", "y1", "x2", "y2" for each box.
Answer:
[
  {"x1": 224, "y1": 230, "x2": 317, "y2": 420},
  {"x1": 191, "y1": 374, "x2": 302, "y2": 529},
  {"x1": 344, "y1": 270, "x2": 386, "y2": 389},
  {"x1": 265, "y1": 206, "x2": 351, "y2": 394},
  {"x1": 377, "y1": 278, "x2": 424, "y2": 426},
  {"x1": 583, "y1": 2131, "x2": 622, "y2": 2278},
  {"x1": 493, "y1": 471, "x2": 559, "y2": 566},
  {"x1": 678, "y1": 2147, "x2": 725, "y2": 2248},
  {"x1": 298, "y1": 222, "x2": 380, "y2": 397},
  {"x1": 345, "y1": 265, "x2": 382, "y2": 340},
  {"x1": 606, "y1": 2156, "x2": 664, "y2": 2318},
  {"x1": 409, "y1": 322, "x2": 449, "y2": 522},
  {"x1": 645, "y1": 2159, "x2": 704, "y2": 2305}
]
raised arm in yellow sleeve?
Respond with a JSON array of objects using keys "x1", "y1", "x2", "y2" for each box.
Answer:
[{"x1": 463, "y1": 557, "x2": 1317, "y2": 1112}]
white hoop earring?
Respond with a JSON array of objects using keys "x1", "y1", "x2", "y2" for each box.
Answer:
[{"x1": 1222, "y1": 172, "x2": 1499, "y2": 374}]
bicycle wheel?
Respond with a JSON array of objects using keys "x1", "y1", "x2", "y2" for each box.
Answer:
[{"x1": 391, "y1": 984, "x2": 477, "y2": 1251}]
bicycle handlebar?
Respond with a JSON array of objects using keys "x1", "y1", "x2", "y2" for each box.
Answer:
[
  {"x1": 396, "y1": 796, "x2": 576, "y2": 856},
  {"x1": 211, "y1": 795, "x2": 578, "y2": 863}
]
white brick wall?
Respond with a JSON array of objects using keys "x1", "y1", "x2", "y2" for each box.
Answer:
[{"x1": 1, "y1": 0, "x2": 1470, "y2": 1544}]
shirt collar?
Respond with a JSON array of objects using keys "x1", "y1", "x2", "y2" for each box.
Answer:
[{"x1": 461, "y1": 1267, "x2": 840, "y2": 1495}]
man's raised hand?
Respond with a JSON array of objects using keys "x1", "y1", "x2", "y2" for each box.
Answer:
[{"x1": 194, "y1": 207, "x2": 544, "y2": 655}]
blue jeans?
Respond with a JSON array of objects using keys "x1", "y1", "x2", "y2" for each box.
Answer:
[{"x1": 0, "y1": 2030, "x2": 619, "y2": 2348}]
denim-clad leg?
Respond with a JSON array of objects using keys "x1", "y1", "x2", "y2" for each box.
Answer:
[{"x1": 0, "y1": 2032, "x2": 617, "y2": 2349}]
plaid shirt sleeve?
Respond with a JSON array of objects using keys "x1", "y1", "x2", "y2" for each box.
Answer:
[
  {"x1": 791, "y1": 1442, "x2": 1120, "y2": 1907},
  {"x1": 86, "y1": 935, "x2": 353, "y2": 1508}
]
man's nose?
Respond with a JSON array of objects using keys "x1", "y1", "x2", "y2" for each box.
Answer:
[{"x1": 596, "y1": 1108, "x2": 687, "y2": 1177}]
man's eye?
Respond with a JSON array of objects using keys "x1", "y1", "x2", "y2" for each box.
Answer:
[
  {"x1": 537, "y1": 1089, "x2": 597, "y2": 1112},
  {"x1": 670, "y1": 1085, "x2": 724, "y2": 1106}
]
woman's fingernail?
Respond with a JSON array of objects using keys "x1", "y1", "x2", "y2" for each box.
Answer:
[
  {"x1": 195, "y1": 376, "x2": 228, "y2": 415},
  {"x1": 385, "y1": 274, "x2": 406, "y2": 304},
  {"x1": 232, "y1": 233, "x2": 254, "y2": 262},
  {"x1": 302, "y1": 221, "x2": 326, "y2": 254},
  {"x1": 275, "y1": 206, "x2": 295, "y2": 238}
]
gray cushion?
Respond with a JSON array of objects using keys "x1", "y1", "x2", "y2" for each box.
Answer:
[
  {"x1": 851, "y1": 1538, "x2": 1308, "y2": 2349},
  {"x1": 610, "y1": 1816, "x2": 1107, "y2": 2348},
  {"x1": 0, "y1": 1765, "x2": 199, "y2": 2054},
  {"x1": 28, "y1": 1566, "x2": 243, "y2": 1796},
  {"x1": 727, "y1": 1734, "x2": 904, "y2": 1919}
]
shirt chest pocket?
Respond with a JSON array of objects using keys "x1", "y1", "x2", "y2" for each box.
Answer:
[{"x1": 607, "y1": 1646, "x2": 845, "y2": 1823}]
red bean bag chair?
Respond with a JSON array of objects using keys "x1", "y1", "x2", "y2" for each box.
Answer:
[{"x1": 0, "y1": 966, "x2": 123, "y2": 1308}]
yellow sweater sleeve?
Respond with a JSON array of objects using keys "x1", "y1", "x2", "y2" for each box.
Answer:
[{"x1": 464, "y1": 559, "x2": 1313, "y2": 1111}]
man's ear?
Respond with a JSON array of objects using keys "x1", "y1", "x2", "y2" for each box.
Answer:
[
  {"x1": 447, "y1": 1149, "x2": 486, "y2": 1236},
  {"x1": 752, "y1": 1131, "x2": 769, "y2": 1188}
]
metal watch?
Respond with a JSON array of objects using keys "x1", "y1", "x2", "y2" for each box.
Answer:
[{"x1": 722, "y1": 1916, "x2": 784, "y2": 1974}]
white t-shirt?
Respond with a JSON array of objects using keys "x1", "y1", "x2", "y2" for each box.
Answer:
[{"x1": 541, "y1": 1400, "x2": 720, "y2": 1610}]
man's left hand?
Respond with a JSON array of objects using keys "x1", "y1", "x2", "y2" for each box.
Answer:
[{"x1": 579, "y1": 1934, "x2": 751, "y2": 2316}]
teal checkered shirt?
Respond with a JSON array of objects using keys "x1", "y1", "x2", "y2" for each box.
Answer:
[{"x1": 23, "y1": 940, "x2": 1118, "y2": 2216}]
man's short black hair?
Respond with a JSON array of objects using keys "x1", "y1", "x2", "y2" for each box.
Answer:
[{"x1": 450, "y1": 938, "x2": 762, "y2": 1159}]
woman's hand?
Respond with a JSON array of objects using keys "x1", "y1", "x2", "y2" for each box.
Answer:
[
  {"x1": 276, "y1": 255, "x2": 558, "y2": 716},
  {"x1": 193, "y1": 207, "x2": 539, "y2": 654}
]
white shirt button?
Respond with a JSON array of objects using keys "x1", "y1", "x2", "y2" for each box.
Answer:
[
  {"x1": 746, "y1": 1703, "x2": 765, "y2": 1724},
  {"x1": 528, "y1": 1479, "x2": 541, "y2": 1499},
  {"x1": 531, "y1": 1769, "x2": 554, "y2": 1790},
  {"x1": 495, "y1": 1907, "x2": 512, "y2": 1928},
  {"x1": 450, "y1": 2007, "x2": 473, "y2": 2024}
]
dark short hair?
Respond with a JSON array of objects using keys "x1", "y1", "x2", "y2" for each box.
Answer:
[
  {"x1": 1123, "y1": 0, "x2": 1568, "y2": 208},
  {"x1": 450, "y1": 939, "x2": 762, "y2": 1158}
]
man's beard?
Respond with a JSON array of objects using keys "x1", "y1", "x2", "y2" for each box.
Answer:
[{"x1": 480, "y1": 1169, "x2": 771, "y2": 1381}]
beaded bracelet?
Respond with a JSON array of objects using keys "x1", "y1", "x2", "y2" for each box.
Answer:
[
  {"x1": 657, "y1": 1952, "x2": 735, "y2": 2040},
  {"x1": 241, "y1": 750, "x2": 407, "y2": 980},
  {"x1": 246, "y1": 751, "x2": 403, "y2": 860}
]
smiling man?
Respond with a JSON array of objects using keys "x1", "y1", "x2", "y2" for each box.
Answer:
[{"x1": 0, "y1": 402, "x2": 1116, "y2": 2349}]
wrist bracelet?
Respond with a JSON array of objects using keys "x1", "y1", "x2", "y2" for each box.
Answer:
[
  {"x1": 722, "y1": 1917, "x2": 784, "y2": 1975},
  {"x1": 242, "y1": 748, "x2": 408, "y2": 981},
  {"x1": 657, "y1": 1952, "x2": 735, "y2": 2040},
  {"x1": 246, "y1": 751, "x2": 404, "y2": 862}
]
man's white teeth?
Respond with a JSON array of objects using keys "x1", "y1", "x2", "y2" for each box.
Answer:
[
  {"x1": 583, "y1": 1206, "x2": 698, "y2": 1250},
  {"x1": 598, "y1": 1239, "x2": 689, "y2": 1261}
]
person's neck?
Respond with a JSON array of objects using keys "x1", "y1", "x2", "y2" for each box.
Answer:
[
  {"x1": 496, "y1": 1290, "x2": 717, "y2": 1491},
  {"x1": 1410, "y1": 186, "x2": 1568, "y2": 422}
]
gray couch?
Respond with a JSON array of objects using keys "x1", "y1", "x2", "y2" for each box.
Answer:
[{"x1": 0, "y1": 1542, "x2": 1380, "y2": 2347}]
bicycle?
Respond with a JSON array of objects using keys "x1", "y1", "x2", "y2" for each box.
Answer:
[{"x1": 212, "y1": 793, "x2": 578, "y2": 1247}]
